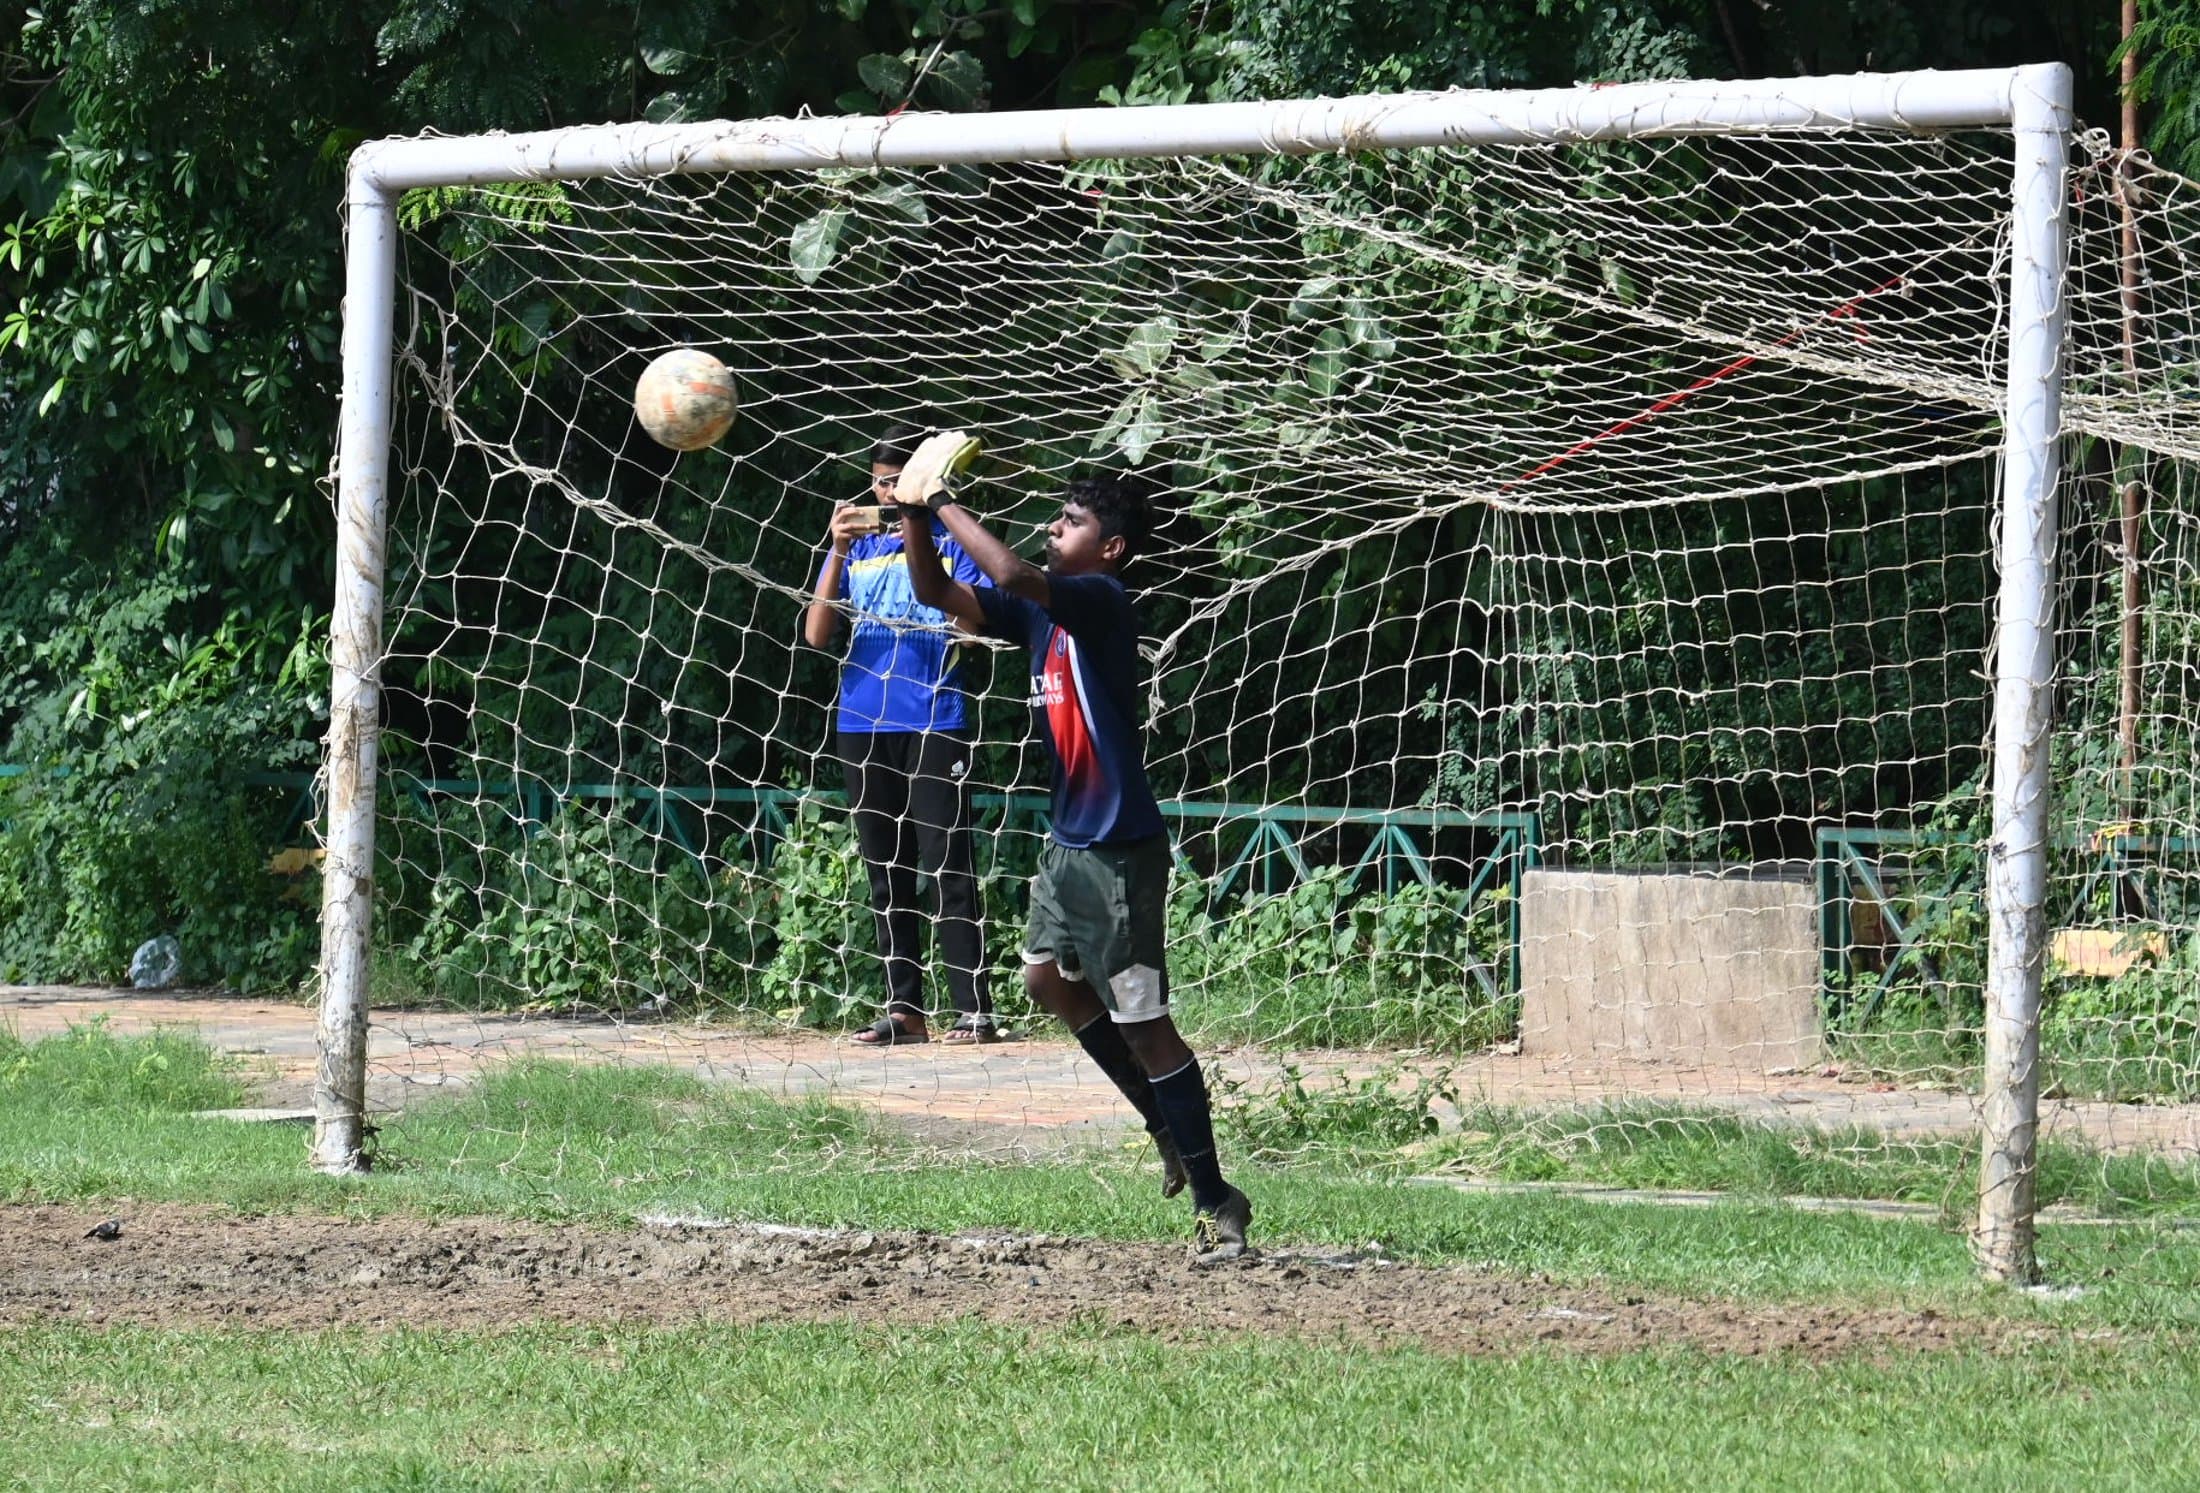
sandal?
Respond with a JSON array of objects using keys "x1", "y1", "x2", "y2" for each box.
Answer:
[
  {"x1": 940, "y1": 1015, "x2": 1002, "y2": 1046},
  {"x1": 852, "y1": 1015, "x2": 928, "y2": 1046}
]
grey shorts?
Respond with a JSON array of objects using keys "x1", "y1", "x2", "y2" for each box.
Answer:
[{"x1": 1022, "y1": 835, "x2": 1171, "y2": 1024}]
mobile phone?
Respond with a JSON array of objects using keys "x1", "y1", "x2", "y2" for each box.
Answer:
[{"x1": 846, "y1": 504, "x2": 890, "y2": 534}]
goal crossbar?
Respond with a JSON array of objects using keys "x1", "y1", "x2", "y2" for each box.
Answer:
[{"x1": 350, "y1": 68, "x2": 2045, "y2": 191}]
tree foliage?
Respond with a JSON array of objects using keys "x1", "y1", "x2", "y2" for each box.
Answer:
[{"x1": 0, "y1": 0, "x2": 2158, "y2": 987}]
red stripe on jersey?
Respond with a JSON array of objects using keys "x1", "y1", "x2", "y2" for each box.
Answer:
[{"x1": 1041, "y1": 626, "x2": 1096, "y2": 790}]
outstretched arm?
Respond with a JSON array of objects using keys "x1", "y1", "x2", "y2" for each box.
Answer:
[
  {"x1": 927, "y1": 501, "x2": 1050, "y2": 611},
  {"x1": 896, "y1": 428, "x2": 1048, "y2": 620}
]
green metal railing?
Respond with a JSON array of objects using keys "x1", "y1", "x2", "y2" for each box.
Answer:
[
  {"x1": 1816, "y1": 827, "x2": 1952, "y2": 1018},
  {"x1": 39, "y1": 756, "x2": 2200, "y2": 1011},
  {"x1": 5, "y1": 763, "x2": 1538, "y2": 994},
  {"x1": 346, "y1": 773, "x2": 1541, "y2": 995},
  {"x1": 1816, "y1": 824, "x2": 2200, "y2": 1019}
]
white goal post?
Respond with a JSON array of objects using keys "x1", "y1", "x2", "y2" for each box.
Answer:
[{"x1": 316, "y1": 65, "x2": 2074, "y2": 1283}]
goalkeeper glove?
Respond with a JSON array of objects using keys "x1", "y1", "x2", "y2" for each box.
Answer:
[{"x1": 893, "y1": 430, "x2": 982, "y2": 508}]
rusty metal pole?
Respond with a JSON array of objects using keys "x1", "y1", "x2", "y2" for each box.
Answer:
[{"x1": 2117, "y1": 0, "x2": 2147, "y2": 810}]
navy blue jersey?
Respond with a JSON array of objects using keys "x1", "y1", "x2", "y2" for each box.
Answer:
[
  {"x1": 822, "y1": 521, "x2": 985, "y2": 734},
  {"x1": 977, "y1": 573, "x2": 1166, "y2": 849}
]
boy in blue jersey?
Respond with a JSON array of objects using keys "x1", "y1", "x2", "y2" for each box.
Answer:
[
  {"x1": 803, "y1": 427, "x2": 995, "y2": 1046},
  {"x1": 895, "y1": 437, "x2": 1251, "y2": 1261}
]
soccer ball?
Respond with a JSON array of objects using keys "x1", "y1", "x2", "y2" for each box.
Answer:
[{"x1": 633, "y1": 348, "x2": 739, "y2": 451}]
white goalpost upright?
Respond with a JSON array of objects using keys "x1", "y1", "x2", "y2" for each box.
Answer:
[
  {"x1": 1978, "y1": 68, "x2": 2074, "y2": 1284},
  {"x1": 315, "y1": 65, "x2": 2074, "y2": 1283}
]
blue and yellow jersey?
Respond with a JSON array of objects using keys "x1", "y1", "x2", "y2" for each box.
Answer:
[{"x1": 822, "y1": 521, "x2": 985, "y2": 734}]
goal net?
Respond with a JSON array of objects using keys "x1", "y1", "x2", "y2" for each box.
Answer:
[{"x1": 317, "y1": 69, "x2": 2197, "y2": 1275}]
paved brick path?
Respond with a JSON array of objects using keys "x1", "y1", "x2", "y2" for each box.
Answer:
[{"x1": 7, "y1": 985, "x2": 2197, "y2": 1158}]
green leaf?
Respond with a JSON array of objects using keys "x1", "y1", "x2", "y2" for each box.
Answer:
[
  {"x1": 1126, "y1": 27, "x2": 1177, "y2": 59},
  {"x1": 863, "y1": 182, "x2": 929, "y2": 225},
  {"x1": 640, "y1": 45, "x2": 693, "y2": 77},
  {"x1": 925, "y1": 50, "x2": 986, "y2": 108},
  {"x1": 1112, "y1": 315, "x2": 1177, "y2": 376},
  {"x1": 857, "y1": 53, "x2": 912, "y2": 99},
  {"x1": 1288, "y1": 276, "x2": 1339, "y2": 323},
  {"x1": 1121, "y1": 392, "x2": 1162, "y2": 464},
  {"x1": 1306, "y1": 325, "x2": 1350, "y2": 397},
  {"x1": 790, "y1": 208, "x2": 852, "y2": 284},
  {"x1": 835, "y1": 0, "x2": 867, "y2": 18},
  {"x1": 1601, "y1": 258, "x2": 1639, "y2": 305},
  {"x1": 1090, "y1": 390, "x2": 1140, "y2": 453},
  {"x1": 1342, "y1": 296, "x2": 1396, "y2": 357},
  {"x1": 1065, "y1": 54, "x2": 1115, "y2": 92},
  {"x1": 835, "y1": 90, "x2": 880, "y2": 115},
  {"x1": 1102, "y1": 228, "x2": 1144, "y2": 261}
]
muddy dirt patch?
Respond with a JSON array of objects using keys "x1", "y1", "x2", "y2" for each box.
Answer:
[{"x1": 0, "y1": 1204, "x2": 2033, "y2": 1358}]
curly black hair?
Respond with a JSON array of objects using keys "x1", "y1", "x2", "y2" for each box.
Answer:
[{"x1": 1065, "y1": 472, "x2": 1160, "y2": 563}]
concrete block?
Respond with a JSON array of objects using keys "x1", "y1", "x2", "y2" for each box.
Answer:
[{"x1": 1518, "y1": 866, "x2": 1822, "y2": 1071}]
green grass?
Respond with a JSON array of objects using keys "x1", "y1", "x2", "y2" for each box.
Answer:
[
  {"x1": 0, "y1": 1019, "x2": 246, "y2": 1113},
  {"x1": 2041, "y1": 1010, "x2": 2200, "y2": 1104},
  {"x1": 1828, "y1": 999, "x2": 2200, "y2": 1106},
  {"x1": 8, "y1": 1025, "x2": 2200, "y2": 1488},
  {"x1": 1420, "y1": 1100, "x2": 2200, "y2": 1221},
  {"x1": 2, "y1": 1323, "x2": 2199, "y2": 1491},
  {"x1": 3, "y1": 1024, "x2": 2198, "y2": 1325}
]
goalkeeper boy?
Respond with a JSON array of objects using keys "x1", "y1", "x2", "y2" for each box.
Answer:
[{"x1": 895, "y1": 431, "x2": 1251, "y2": 1260}]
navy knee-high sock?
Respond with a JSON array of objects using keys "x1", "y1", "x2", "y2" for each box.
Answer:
[
  {"x1": 1072, "y1": 1015, "x2": 1166, "y2": 1135},
  {"x1": 1148, "y1": 1057, "x2": 1228, "y2": 1212}
]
